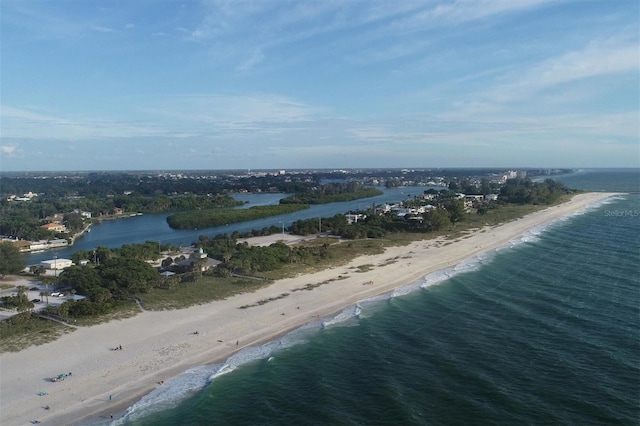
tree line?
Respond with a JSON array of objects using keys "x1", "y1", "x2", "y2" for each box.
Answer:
[
  {"x1": 166, "y1": 204, "x2": 310, "y2": 230},
  {"x1": 0, "y1": 192, "x2": 243, "y2": 241},
  {"x1": 279, "y1": 182, "x2": 383, "y2": 204},
  {"x1": 498, "y1": 178, "x2": 573, "y2": 204}
]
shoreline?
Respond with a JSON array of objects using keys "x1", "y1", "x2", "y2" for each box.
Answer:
[{"x1": 0, "y1": 192, "x2": 619, "y2": 426}]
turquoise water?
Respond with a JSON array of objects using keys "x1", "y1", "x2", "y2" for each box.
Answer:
[{"x1": 99, "y1": 170, "x2": 639, "y2": 425}]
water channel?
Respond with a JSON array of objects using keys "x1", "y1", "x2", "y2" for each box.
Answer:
[{"x1": 27, "y1": 186, "x2": 432, "y2": 264}]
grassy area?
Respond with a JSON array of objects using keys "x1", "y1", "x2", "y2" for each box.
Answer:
[
  {"x1": 0, "y1": 194, "x2": 579, "y2": 348},
  {"x1": 71, "y1": 301, "x2": 142, "y2": 327},
  {"x1": 137, "y1": 276, "x2": 272, "y2": 310},
  {"x1": 0, "y1": 314, "x2": 75, "y2": 353}
]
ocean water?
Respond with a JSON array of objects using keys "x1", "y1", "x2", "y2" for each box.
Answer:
[{"x1": 109, "y1": 170, "x2": 639, "y2": 426}]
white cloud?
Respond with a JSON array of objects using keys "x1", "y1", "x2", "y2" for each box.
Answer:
[
  {"x1": 237, "y1": 49, "x2": 265, "y2": 71},
  {"x1": 377, "y1": 0, "x2": 560, "y2": 38},
  {"x1": 1, "y1": 145, "x2": 17, "y2": 154},
  {"x1": 89, "y1": 25, "x2": 116, "y2": 33},
  {"x1": 139, "y1": 94, "x2": 323, "y2": 127},
  {"x1": 0, "y1": 105, "x2": 167, "y2": 140},
  {"x1": 506, "y1": 43, "x2": 638, "y2": 95}
]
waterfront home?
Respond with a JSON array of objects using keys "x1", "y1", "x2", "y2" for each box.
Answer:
[
  {"x1": 7, "y1": 239, "x2": 32, "y2": 252},
  {"x1": 40, "y1": 223, "x2": 67, "y2": 233},
  {"x1": 40, "y1": 258, "x2": 73, "y2": 270}
]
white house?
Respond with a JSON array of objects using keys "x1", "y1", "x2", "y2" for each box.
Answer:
[
  {"x1": 40, "y1": 258, "x2": 73, "y2": 270},
  {"x1": 73, "y1": 209, "x2": 92, "y2": 218},
  {"x1": 346, "y1": 213, "x2": 366, "y2": 224}
]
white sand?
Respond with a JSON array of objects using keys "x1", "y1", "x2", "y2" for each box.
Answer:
[{"x1": 0, "y1": 192, "x2": 615, "y2": 425}]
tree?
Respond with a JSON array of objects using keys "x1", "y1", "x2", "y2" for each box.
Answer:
[
  {"x1": 70, "y1": 249, "x2": 92, "y2": 265},
  {"x1": 422, "y1": 208, "x2": 450, "y2": 231},
  {"x1": 1, "y1": 286, "x2": 34, "y2": 312},
  {"x1": 59, "y1": 266, "x2": 102, "y2": 295},
  {"x1": 443, "y1": 200, "x2": 465, "y2": 224},
  {"x1": 0, "y1": 242, "x2": 25, "y2": 275},
  {"x1": 98, "y1": 257, "x2": 160, "y2": 294}
]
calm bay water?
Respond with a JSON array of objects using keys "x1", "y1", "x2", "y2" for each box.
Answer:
[
  {"x1": 28, "y1": 186, "x2": 429, "y2": 264},
  {"x1": 89, "y1": 169, "x2": 639, "y2": 426}
]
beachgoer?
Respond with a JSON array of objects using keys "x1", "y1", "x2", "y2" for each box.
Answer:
[
  {"x1": 110, "y1": 413, "x2": 113, "y2": 419},
  {"x1": 109, "y1": 394, "x2": 112, "y2": 401},
  {"x1": 119, "y1": 345, "x2": 122, "y2": 350},
  {"x1": 236, "y1": 340, "x2": 239, "y2": 346}
]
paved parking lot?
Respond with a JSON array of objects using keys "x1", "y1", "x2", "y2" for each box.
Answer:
[{"x1": 0, "y1": 277, "x2": 68, "y2": 320}]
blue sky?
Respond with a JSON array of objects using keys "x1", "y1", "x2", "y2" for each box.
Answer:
[{"x1": 1, "y1": 0, "x2": 638, "y2": 171}]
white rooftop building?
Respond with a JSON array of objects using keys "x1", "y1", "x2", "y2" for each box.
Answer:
[{"x1": 40, "y1": 258, "x2": 73, "y2": 270}]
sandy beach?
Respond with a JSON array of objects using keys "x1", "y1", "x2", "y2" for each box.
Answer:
[{"x1": 0, "y1": 192, "x2": 616, "y2": 425}]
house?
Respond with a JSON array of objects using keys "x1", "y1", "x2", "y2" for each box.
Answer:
[
  {"x1": 30, "y1": 240, "x2": 50, "y2": 251},
  {"x1": 40, "y1": 223, "x2": 67, "y2": 233},
  {"x1": 40, "y1": 258, "x2": 73, "y2": 270},
  {"x1": 47, "y1": 239, "x2": 69, "y2": 248},
  {"x1": 464, "y1": 195, "x2": 484, "y2": 202},
  {"x1": 43, "y1": 213, "x2": 65, "y2": 223},
  {"x1": 9, "y1": 240, "x2": 32, "y2": 252},
  {"x1": 73, "y1": 209, "x2": 92, "y2": 219},
  {"x1": 346, "y1": 213, "x2": 366, "y2": 224},
  {"x1": 113, "y1": 207, "x2": 124, "y2": 215}
]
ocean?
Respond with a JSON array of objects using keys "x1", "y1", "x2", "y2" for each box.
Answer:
[{"x1": 107, "y1": 169, "x2": 639, "y2": 426}]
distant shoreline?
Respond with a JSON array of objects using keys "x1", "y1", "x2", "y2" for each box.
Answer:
[
  {"x1": 0, "y1": 192, "x2": 619, "y2": 426},
  {"x1": 13, "y1": 214, "x2": 144, "y2": 257}
]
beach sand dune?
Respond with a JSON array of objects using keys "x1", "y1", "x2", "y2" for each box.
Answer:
[{"x1": 0, "y1": 192, "x2": 615, "y2": 425}]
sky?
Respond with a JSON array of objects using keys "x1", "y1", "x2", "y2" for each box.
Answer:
[{"x1": 1, "y1": 0, "x2": 638, "y2": 172}]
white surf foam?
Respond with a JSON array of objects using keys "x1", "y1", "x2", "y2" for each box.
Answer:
[
  {"x1": 115, "y1": 363, "x2": 219, "y2": 423},
  {"x1": 115, "y1": 193, "x2": 623, "y2": 423},
  {"x1": 322, "y1": 305, "x2": 361, "y2": 328}
]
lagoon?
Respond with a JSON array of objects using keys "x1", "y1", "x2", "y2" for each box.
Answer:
[{"x1": 27, "y1": 186, "x2": 431, "y2": 264}]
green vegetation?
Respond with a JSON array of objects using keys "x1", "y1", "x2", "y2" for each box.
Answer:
[
  {"x1": 0, "y1": 313, "x2": 75, "y2": 353},
  {"x1": 0, "y1": 242, "x2": 25, "y2": 275},
  {"x1": 280, "y1": 182, "x2": 382, "y2": 204},
  {"x1": 499, "y1": 177, "x2": 573, "y2": 204},
  {"x1": 0, "y1": 286, "x2": 34, "y2": 312},
  {"x1": 138, "y1": 276, "x2": 271, "y2": 311},
  {"x1": 0, "y1": 192, "x2": 242, "y2": 241},
  {"x1": 166, "y1": 204, "x2": 309, "y2": 230},
  {"x1": 0, "y1": 176, "x2": 578, "y2": 351}
]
